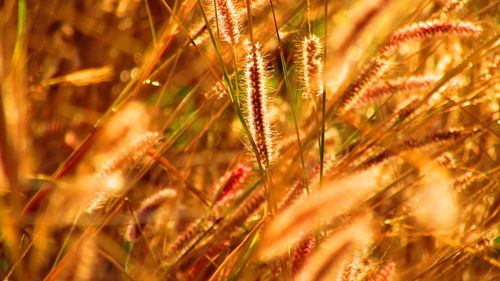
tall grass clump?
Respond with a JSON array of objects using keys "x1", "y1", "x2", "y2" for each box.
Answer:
[{"x1": 0, "y1": 0, "x2": 498, "y2": 280}]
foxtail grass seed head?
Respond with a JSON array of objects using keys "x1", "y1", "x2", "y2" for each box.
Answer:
[
  {"x1": 442, "y1": 0, "x2": 469, "y2": 14},
  {"x1": 295, "y1": 218, "x2": 374, "y2": 281},
  {"x1": 214, "y1": 164, "x2": 252, "y2": 207},
  {"x1": 400, "y1": 128, "x2": 479, "y2": 150},
  {"x1": 244, "y1": 41, "x2": 273, "y2": 167},
  {"x1": 380, "y1": 20, "x2": 482, "y2": 55},
  {"x1": 95, "y1": 131, "x2": 161, "y2": 179},
  {"x1": 164, "y1": 216, "x2": 218, "y2": 265},
  {"x1": 337, "y1": 253, "x2": 370, "y2": 281},
  {"x1": 291, "y1": 235, "x2": 316, "y2": 275},
  {"x1": 126, "y1": 188, "x2": 177, "y2": 241},
  {"x1": 386, "y1": 97, "x2": 422, "y2": 128},
  {"x1": 215, "y1": 0, "x2": 241, "y2": 45},
  {"x1": 338, "y1": 58, "x2": 389, "y2": 115},
  {"x1": 85, "y1": 131, "x2": 162, "y2": 213},
  {"x1": 220, "y1": 188, "x2": 265, "y2": 235},
  {"x1": 352, "y1": 76, "x2": 438, "y2": 109},
  {"x1": 301, "y1": 35, "x2": 323, "y2": 99},
  {"x1": 357, "y1": 128, "x2": 477, "y2": 171},
  {"x1": 83, "y1": 173, "x2": 125, "y2": 213},
  {"x1": 279, "y1": 156, "x2": 337, "y2": 212}
]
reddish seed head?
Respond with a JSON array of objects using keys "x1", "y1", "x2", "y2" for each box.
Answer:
[
  {"x1": 291, "y1": 235, "x2": 316, "y2": 274},
  {"x1": 338, "y1": 58, "x2": 389, "y2": 115},
  {"x1": 215, "y1": 164, "x2": 252, "y2": 206},
  {"x1": 244, "y1": 41, "x2": 273, "y2": 167},
  {"x1": 380, "y1": 20, "x2": 482, "y2": 54},
  {"x1": 352, "y1": 76, "x2": 438, "y2": 109}
]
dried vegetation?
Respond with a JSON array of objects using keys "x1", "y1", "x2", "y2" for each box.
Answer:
[{"x1": 0, "y1": 0, "x2": 499, "y2": 280}]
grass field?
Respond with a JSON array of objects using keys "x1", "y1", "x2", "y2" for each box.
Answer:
[{"x1": 0, "y1": 0, "x2": 499, "y2": 280}]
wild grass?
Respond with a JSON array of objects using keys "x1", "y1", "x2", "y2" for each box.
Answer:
[{"x1": 0, "y1": 0, "x2": 499, "y2": 280}]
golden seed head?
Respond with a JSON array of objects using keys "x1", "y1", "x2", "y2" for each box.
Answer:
[
  {"x1": 301, "y1": 35, "x2": 323, "y2": 99},
  {"x1": 216, "y1": 0, "x2": 240, "y2": 45}
]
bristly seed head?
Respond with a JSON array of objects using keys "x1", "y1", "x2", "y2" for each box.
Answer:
[
  {"x1": 96, "y1": 131, "x2": 162, "y2": 179},
  {"x1": 244, "y1": 41, "x2": 273, "y2": 167},
  {"x1": 301, "y1": 35, "x2": 323, "y2": 99},
  {"x1": 292, "y1": 235, "x2": 316, "y2": 275},
  {"x1": 352, "y1": 76, "x2": 438, "y2": 109},
  {"x1": 338, "y1": 58, "x2": 389, "y2": 115},
  {"x1": 85, "y1": 131, "x2": 162, "y2": 213},
  {"x1": 126, "y1": 188, "x2": 177, "y2": 241},
  {"x1": 214, "y1": 164, "x2": 252, "y2": 206},
  {"x1": 216, "y1": 0, "x2": 240, "y2": 45},
  {"x1": 380, "y1": 20, "x2": 482, "y2": 55}
]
